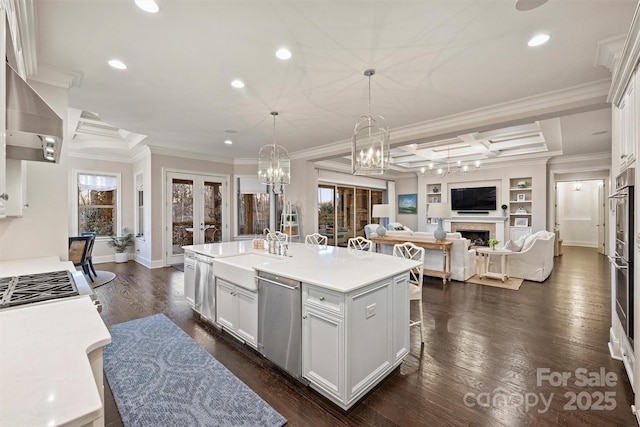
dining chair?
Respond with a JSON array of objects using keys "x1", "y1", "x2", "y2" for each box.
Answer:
[
  {"x1": 68, "y1": 235, "x2": 93, "y2": 281},
  {"x1": 80, "y1": 231, "x2": 98, "y2": 279},
  {"x1": 305, "y1": 233, "x2": 328, "y2": 245},
  {"x1": 393, "y1": 242, "x2": 426, "y2": 344},
  {"x1": 347, "y1": 236, "x2": 373, "y2": 252}
]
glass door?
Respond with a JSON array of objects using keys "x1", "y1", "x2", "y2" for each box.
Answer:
[
  {"x1": 336, "y1": 186, "x2": 354, "y2": 247},
  {"x1": 318, "y1": 185, "x2": 335, "y2": 245},
  {"x1": 167, "y1": 172, "x2": 226, "y2": 265}
]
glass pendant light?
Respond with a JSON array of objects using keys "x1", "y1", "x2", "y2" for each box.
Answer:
[
  {"x1": 352, "y1": 69, "x2": 390, "y2": 175},
  {"x1": 258, "y1": 111, "x2": 291, "y2": 186}
]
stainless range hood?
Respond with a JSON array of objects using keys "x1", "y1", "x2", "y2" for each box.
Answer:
[{"x1": 5, "y1": 63, "x2": 63, "y2": 163}]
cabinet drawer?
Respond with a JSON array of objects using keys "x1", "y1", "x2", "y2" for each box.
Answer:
[{"x1": 305, "y1": 286, "x2": 343, "y2": 316}]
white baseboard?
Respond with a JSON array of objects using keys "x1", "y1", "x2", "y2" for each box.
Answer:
[
  {"x1": 561, "y1": 241, "x2": 597, "y2": 248},
  {"x1": 609, "y1": 327, "x2": 623, "y2": 360}
]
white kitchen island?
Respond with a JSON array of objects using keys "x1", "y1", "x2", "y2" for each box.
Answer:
[{"x1": 183, "y1": 241, "x2": 420, "y2": 410}]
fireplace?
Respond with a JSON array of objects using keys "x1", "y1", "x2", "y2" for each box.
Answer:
[{"x1": 458, "y1": 229, "x2": 490, "y2": 247}]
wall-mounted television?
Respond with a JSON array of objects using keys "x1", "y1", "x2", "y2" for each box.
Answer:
[{"x1": 450, "y1": 186, "x2": 497, "y2": 212}]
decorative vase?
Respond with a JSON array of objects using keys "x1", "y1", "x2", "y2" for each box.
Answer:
[
  {"x1": 490, "y1": 244, "x2": 496, "y2": 250},
  {"x1": 376, "y1": 224, "x2": 387, "y2": 237},
  {"x1": 434, "y1": 221, "x2": 447, "y2": 241},
  {"x1": 115, "y1": 252, "x2": 129, "y2": 263}
]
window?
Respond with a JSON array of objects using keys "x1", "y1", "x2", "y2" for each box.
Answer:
[
  {"x1": 77, "y1": 172, "x2": 120, "y2": 236},
  {"x1": 236, "y1": 177, "x2": 283, "y2": 236}
]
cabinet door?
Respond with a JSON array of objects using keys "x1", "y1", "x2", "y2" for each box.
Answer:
[
  {"x1": 216, "y1": 279, "x2": 236, "y2": 330},
  {"x1": 184, "y1": 259, "x2": 196, "y2": 307},
  {"x1": 302, "y1": 306, "x2": 344, "y2": 399},
  {"x1": 235, "y1": 287, "x2": 258, "y2": 348},
  {"x1": 392, "y1": 274, "x2": 410, "y2": 364}
]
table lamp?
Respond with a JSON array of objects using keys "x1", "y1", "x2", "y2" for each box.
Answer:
[
  {"x1": 372, "y1": 204, "x2": 391, "y2": 237},
  {"x1": 428, "y1": 203, "x2": 450, "y2": 241}
]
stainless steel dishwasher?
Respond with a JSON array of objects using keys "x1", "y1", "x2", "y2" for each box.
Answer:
[{"x1": 257, "y1": 271, "x2": 304, "y2": 382}]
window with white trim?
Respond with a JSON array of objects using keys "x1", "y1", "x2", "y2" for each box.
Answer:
[{"x1": 77, "y1": 173, "x2": 119, "y2": 236}]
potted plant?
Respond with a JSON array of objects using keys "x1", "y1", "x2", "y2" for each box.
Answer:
[
  {"x1": 488, "y1": 238, "x2": 500, "y2": 250},
  {"x1": 108, "y1": 228, "x2": 135, "y2": 263},
  {"x1": 501, "y1": 204, "x2": 508, "y2": 216}
]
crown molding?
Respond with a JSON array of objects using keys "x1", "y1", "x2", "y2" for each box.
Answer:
[
  {"x1": 595, "y1": 35, "x2": 626, "y2": 72},
  {"x1": 292, "y1": 79, "x2": 611, "y2": 162},
  {"x1": 67, "y1": 151, "x2": 136, "y2": 164},
  {"x1": 29, "y1": 64, "x2": 83, "y2": 89},
  {"x1": 233, "y1": 158, "x2": 258, "y2": 165},
  {"x1": 608, "y1": 2, "x2": 640, "y2": 105},
  {"x1": 147, "y1": 145, "x2": 232, "y2": 164},
  {"x1": 547, "y1": 151, "x2": 612, "y2": 165}
]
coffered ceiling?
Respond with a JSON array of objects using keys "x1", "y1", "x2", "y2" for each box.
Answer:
[{"x1": 29, "y1": 0, "x2": 638, "y2": 175}]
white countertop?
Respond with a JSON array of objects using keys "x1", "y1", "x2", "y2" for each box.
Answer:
[
  {"x1": 187, "y1": 242, "x2": 420, "y2": 292},
  {"x1": 0, "y1": 257, "x2": 111, "y2": 427}
]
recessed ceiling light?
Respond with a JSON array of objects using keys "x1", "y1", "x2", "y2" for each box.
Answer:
[
  {"x1": 231, "y1": 79, "x2": 245, "y2": 88},
  {"x1": 515, "y1": 0, "x2": 548, "y2": 11},
  {"x1": 135, "y1": 0, "x2": 159, "y2": 13},
  {"x1": 224, "y1": 129, "x2": 237, "y2": 134},
  {"x1": 108, "y1": 59, "x2": 127, "y2": 70},
  {"x1": 276, "y1": 48, "x2": 292, "y2": 60},
  {"x1": 224, "y1": 140, "x2": 233, "y2": 145},
  {"x1": 528, "y1": 34, "x2": 550, "y2": 47}
]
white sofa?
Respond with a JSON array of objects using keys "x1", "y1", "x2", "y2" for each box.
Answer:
[
  {"x1": 374, "y1": 230, "x2": 477, "y2": 282},
  {"x1": 496, "y1": 230, "x2": 555, "y2": 282}
]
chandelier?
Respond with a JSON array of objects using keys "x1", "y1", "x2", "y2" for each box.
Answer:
[
  {"x1": 258, "y1": 111, "x2": 291, "y2": 186},
  {"x1": 420, "y1": 148, "x2": 480, "y2": 177},
  {"x1": 352, "y1": 69, "x2": 390, "y2": 176}
]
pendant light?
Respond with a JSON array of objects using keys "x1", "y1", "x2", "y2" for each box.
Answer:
[
  {"x1": 258, "y1": 111, "x2": 291, "y2": 186},
  {"x1": 352, "y1": 69, "x2": 390, "y2": 175}
]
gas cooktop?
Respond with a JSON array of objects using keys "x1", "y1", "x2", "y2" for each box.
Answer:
[{"x1": 0, "y1": 270, "x2": 79, "y2": 309}]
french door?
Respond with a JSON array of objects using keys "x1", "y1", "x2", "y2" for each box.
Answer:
[{"x1": 166, "y1": 172, "x2": 227, "y2": 265}]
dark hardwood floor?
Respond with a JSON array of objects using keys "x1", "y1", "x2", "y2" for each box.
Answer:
[{"x1": 94, "y1": 246, "x2": 637, "y2": 427}]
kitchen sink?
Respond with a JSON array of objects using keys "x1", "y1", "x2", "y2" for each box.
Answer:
[{"x1": 212, "y1": 254, "x2": 274, "y2": 291}]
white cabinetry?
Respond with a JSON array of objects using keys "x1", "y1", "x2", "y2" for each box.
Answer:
[
  {"x1": 216, "y1": 278, "x2": 258, "y2": 348},
  {"x1": 302, "y1": 273, "x2": 409, "y2": 409},
  {"x1": 0, "y1": 13, "x2": 7, "y2": 219},
  {"x1": 183, "y1": 251, "x2": 196, "y2": 307},
  {"x1": 4, "y1": 159, "x2": 27, "y2": 217},
  {"x1": 617, "y1": 69, "x2": 637, "y2": 169}
]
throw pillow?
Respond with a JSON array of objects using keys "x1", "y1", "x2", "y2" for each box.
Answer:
[{"x1": 504, "y1": 239, "x2": 523, "y2": 252}]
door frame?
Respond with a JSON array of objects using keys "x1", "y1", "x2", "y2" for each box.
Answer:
[{"x1": 163, "y1": 168, "x2": 229, "y2": 266}]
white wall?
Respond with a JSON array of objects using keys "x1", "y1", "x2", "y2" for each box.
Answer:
[
  {"x1": 556, "y1": 180, "x2": 602, "y2": 247},
  {"x1": 395, "y1": 176, "x2": 419, "y2": 230}
]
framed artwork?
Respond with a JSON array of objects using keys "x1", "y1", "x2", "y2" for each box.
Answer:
[
  {"x1": 398, "y1": 194, "x2": 417, "y2": 214},
  {"x1": 514, "y1": 218, "x2": 529, "y2": 227},
  {"x1": 516, "y1": 193, "x2": 526, "y2": 202}
]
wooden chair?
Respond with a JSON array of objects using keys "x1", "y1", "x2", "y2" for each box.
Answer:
[
  {"x1": 347, "y1": 236, "x2": 373, "y2": 252},
  {"x1": 80, "y1": 231, "x2": 98, "y2": 279},
  {"x1": 393, "y1": 242, "x2": 426, "y2": 344},
  {"x1": 305, "y1": 233, "x2": 328, "y2": 245},
  {"x1": 69, "y1": 235, "x2": 93, "y2": 281}
]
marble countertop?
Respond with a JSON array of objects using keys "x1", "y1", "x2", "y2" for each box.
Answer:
[
  {"x1": 186, "y1": 242, "x2": 420, "y2": 292},
  {"x1": 0, "y1": 257, "x2": 111, "y2": 427}
]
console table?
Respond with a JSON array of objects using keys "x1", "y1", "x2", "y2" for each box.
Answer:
[{"x1": 370, "y1": 236, "x2": 452, "y2": 284}]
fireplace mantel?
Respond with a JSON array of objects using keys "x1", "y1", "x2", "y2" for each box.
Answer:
[{"x1": 443, "y1": 217, "x2": 508, "y2": 243}]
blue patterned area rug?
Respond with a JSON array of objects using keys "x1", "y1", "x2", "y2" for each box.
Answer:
[{"x1": 104, "y1": 313, "x2": 287, "y2": 427}]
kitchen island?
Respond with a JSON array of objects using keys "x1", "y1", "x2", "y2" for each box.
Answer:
[
  {"x1": 183, "y1": 241, "x2": 420, "y2": 410},
  {"x1": 0, "y1": 258, "x2": 111, "y2": 427}
]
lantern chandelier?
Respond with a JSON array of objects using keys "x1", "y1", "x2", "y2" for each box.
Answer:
[
  {"x1": 352, "y1": 69, "x2": 390, "y2": 176},
  {"x1": 420, "y1": 148, "x2": 481, "y2": 177},
  {"x1": 258, "y1": 111, "x2": 291, "y2": 186}
]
